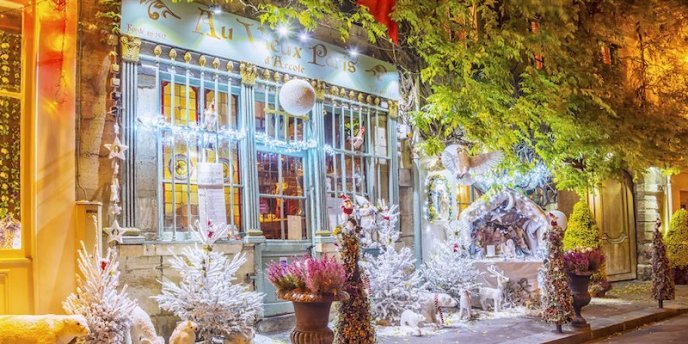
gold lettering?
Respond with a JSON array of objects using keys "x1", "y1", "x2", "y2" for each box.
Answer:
[
  {"x1": 221, "y1": 26, "x2": 233, "y2": 40},
  {"x1": 194, "y1": 9, "x2": 220, "y2": 39},
  {"x1": 292, "y1": 46, "x2": 302, "y2": 59},
  {"x1": 270, "y1": 40, "x2": 280, "y2": 53},
  {"x1": 236, "y1": 18, "x2": 255, "y2": 43},
  {"x1": 346, "y1": 60, "x2": 357, "y2": 73},
  {"x1": 309, "y1": 43, "x2": 327, "y2": 66},
  {"x1": 273, "y1": 56, "x2": 283, "y2": 68}
]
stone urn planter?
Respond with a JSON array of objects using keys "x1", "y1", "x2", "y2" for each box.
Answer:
[
  {"x1": 568, "y1": 272, "x2": 593, "y2": 329},
  {"x1": 279, "y1": 290, "x2": 350, "y2": 344}
]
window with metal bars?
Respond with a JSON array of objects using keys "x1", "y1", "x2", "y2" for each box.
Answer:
[
  {"x1": 134, "y1": 51, "x2": 243, "y2": 241},
  {"x1": 323, "y1": 96, "x2": 392, "y2": 230}
]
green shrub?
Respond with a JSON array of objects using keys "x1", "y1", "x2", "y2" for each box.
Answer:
[
  {"x1": 666, "y1": 209, "x2": 688, "y2": 269},
  {"x1": 563, "y1": 201, "x2": 610, "y2": 295},
  {"x1": 563, "y1": 201, "x2": 602, "y2": 251}
]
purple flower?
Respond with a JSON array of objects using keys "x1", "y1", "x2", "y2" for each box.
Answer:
[
  {"x1": 563, "y1": 248, "x2": 605, "y2": 275},
  {"x1": 266, "y1": 256, "x2": 346, "y2": 295}
]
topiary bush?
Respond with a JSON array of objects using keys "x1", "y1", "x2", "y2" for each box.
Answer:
[
  {"x1": 563, "y1": 201, "x2": 611, "y2": 296},
  {"x1": 665, "y1": 209, "x2": 688, "y2": 284},
  {"x1": 563, "y1": 201, "x2": 601, "y2": 251}
]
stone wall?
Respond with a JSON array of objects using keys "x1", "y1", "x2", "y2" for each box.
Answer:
[{"x1": 634, "y1": 169, "x2": 667, "y2": 280}]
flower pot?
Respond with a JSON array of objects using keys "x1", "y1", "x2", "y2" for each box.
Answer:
[
  {"x1": 568, "y1": 272, "x2": 592, "y2": 329},
  {"x1": 278, "y1": 290, "x2": 350, "y2": 344}
]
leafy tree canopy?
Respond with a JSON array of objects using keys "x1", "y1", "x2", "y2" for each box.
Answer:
[{"x1": 174, "y1": 0, "x2": 688, "y2": 192}]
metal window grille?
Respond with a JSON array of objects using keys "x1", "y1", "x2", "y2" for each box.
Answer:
[
  {"x1": 134, "y1": 44, "x2": 243, "y2": 241},
  {"x1": 323, "y1": 95, "x2": 392, "y2": 230}
]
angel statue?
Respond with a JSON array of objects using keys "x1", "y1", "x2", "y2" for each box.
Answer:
[{"x1": 441, "y1": 144, "x2": 503, "y2": 185}]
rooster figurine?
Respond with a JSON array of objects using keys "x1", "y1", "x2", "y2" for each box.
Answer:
[
  {"x1": 349, "y1": 126, "x2": 366, "y2": 150},
  {"x1": 441, "y1": 144, "x2": 503, "y2": 185}
]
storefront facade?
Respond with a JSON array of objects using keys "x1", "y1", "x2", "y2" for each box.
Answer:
[{"x1": 93, "y1": 0, "x2": 405, "y2": 329}]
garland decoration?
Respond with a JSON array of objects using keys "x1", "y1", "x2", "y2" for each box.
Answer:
[{"x1": 424, "y1": 173, "x2": 454, "y2": 222}]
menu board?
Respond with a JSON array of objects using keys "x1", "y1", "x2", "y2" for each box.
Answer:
[{"x1": 197, "y1": 163, "x2": 227, "y2": 228}]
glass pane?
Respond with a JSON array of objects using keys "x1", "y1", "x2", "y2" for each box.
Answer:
[
  {"x1": 205, "y1": 90, "x2": 239, "y2": 130},
  {"x1": 0, "y1": 6, "x2": 22, "y2": 250},
  {"x1": 257, "y1": 152, "x2": 279, "y2": 195},
  {"x1": 283, "y1": 156, "x2": 304, "y2": 197},
  {"x1": 162, "y1": 83, "x2": 198, "y2": 126}
]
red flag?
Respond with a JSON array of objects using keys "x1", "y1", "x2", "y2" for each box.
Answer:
[{"x1": 357, "y1": 0, "x2": 398, "y2": 44}]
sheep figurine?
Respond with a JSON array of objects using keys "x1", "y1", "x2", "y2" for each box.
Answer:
[{"x1": 0, "y1": 314, "x2": 90, "y2": 344}]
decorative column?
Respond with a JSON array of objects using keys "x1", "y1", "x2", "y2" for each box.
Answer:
[
  {"x1": 120, "y1": 35, "x2": 141, "y2": 229},
  {"x1": 239, "y1": 62, "x2": 265, "y2": 243},
  {"x1": 388, "y1": 101, "x2": 400, "y2": 206},
  {"x1": 311, "y1": 81, "x2": 333, "y2": 243}
]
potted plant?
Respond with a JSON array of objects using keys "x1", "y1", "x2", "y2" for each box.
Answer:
[
  {"x1": 563, "y1": 247, "x2": 605, "y2": 328},
  {"x1": 267, "y1": 256, "x2": 349, "y2": 344}
]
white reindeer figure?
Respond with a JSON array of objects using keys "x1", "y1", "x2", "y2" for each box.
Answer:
[
  {"x1": 478, "y1": 265, "x2": 510, "y2": 312},
  {"x1": 458, "y1": 288, "x2": 473, "y2": 320}
]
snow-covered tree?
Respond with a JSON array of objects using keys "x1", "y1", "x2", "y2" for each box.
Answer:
[
  {"x1": 540, "y1": 222, "x2": 574, "y2": 332},
  {"x1": 63, "y1": 242, "x2": 136, "y2": 344},
  {"x1": 360, "y1": 201, "x2": 426, "y2": 323},
  {"x1": 155, "y1": 221, "x2": 264, "y2": 343},
  {"x1": 422, "y1": 240, "x2": 482, "y2": 300}
]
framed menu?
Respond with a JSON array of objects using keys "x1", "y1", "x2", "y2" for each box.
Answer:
[{"x1": 197, "y1": 163, "x2": 227, "y2": 228}]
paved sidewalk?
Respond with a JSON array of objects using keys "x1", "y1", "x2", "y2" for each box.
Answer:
[
  {"x1": 589, "y1": 312, "x2": 688, "y2": 343},
  {"x1": 258, "y1": 282, "x2": 688, "y2": 344}
]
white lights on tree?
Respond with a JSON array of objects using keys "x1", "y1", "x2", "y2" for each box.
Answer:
[
  {"x1": 63, "y1": 242, "x2": 137, "y2": 344},
  {"x1": 279, "y1": 79, "x2": 316, "y2": 116}
]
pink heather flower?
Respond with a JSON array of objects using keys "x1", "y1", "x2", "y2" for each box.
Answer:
[
  {"x1": 305, "y1": 256, "x2": 346, "y2": 295},
  {"x1": 563, "y1": 248, "x2": 605, "y2": 275}
]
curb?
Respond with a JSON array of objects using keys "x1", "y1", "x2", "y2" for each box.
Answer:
[{"x1": 543, "y1": 307, "x2": 688, "y2": 344}]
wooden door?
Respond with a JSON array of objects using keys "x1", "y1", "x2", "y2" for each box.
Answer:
[{"x1": 589, "y1": 179, "x2": 636, "y2": 281}]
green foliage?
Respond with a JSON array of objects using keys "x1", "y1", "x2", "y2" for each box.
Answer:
[
  {"x1": 168, "y1": 1, "x2": 688, "y2": 190},
  {"x1": 666, "y1": 209, "x2": 688, "y2": 269},
  {"x1": 563, "y1": 201, "x2": 601, "y2": 251}
]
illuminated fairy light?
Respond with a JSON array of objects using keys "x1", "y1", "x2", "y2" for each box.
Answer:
[
  {"x1": 474, "y1": 162, "x2": 551, "y2": 191},
  {"x1": 348, "y1": 47, "x2": 359, "y2": 57},
  {"x1": 298, "y1": 31, "x2": 310, "y2": 42},
  {"x1": 137, "y1": 114, "x2": 247, "y2": 142},
  {"x1": 277, "y1": 24, "x2": 290, "y2": 37},
  {"x1": 255, "y1": 132, "x2": 317, "y2": 152},
  {"x1": 209, "y1": 4, "x2": 222, "y2": 15}
]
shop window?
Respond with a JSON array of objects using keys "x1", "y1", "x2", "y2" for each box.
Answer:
[
  {"x1": 135, "y1": 55, "x2": 243, "y2": 240},
  {"x1": 323, "y1": 100, "x2": 392, "y2": 230},
  {"x1": 257, "y1": 152, "x2": 307, "y2": 240},
  {"x1": 0, "y1": 6, "x2": 22, "y2": 250}
]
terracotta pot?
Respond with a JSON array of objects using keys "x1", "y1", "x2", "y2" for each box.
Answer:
[
  {"x1": 568, "y1": 272, "x2": 592, "y2": 329},
  {"x1": 278, "y1": 290, "x2": 350, "y2": 344}
]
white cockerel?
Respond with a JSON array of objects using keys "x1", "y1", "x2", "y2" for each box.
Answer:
[
  {"x1": 350, "y1": 126, "x2": 366, "y2": 150},
  {"x1": 441, "y1": 144, "x2": 503, "y2": 185}
]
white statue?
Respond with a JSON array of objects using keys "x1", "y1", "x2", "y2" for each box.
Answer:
[
  {"x1": 399, "y1": 310, "x2": 425, "y2": 335},
  {"x1": 478, "y1": 265, "x2": 510, "y2": 312},
  {"x1": 499, "y1": 239, "x2": 516, "y2": 259},
  {"x1": 458, "y1": 288, "x2": 473, "y2": 320}
]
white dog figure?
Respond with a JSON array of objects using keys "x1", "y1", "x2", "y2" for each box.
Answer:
[
  {"x1": 400, "y1": 309, "x2": 425, "y2": 336},
  {"x1": 169, "y1": 320, "x2": 198, "y2": 344},
  {"x1": 419, "y1": 292, "x2": 458, "y2": 326},
  {"x1": 130, "y1": 305, "x2": 164, "y2": 344},
  {"x1": 458, "y1": 288, "x2": 473, "y2": 320}
]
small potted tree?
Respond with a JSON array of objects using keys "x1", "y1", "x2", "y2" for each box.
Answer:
[
  {"x1": 666, "y1": 209, "x2": 688, "y2": 284},
  {"x1": 267, "y1": 256, "x2": 349, "y2": 344},
  {"x1": 563, "y1": 247, "x2": 605, "y2": 328}
]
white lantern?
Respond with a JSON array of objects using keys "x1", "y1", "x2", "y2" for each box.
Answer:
[{"x1": 279, "y1": 79, "x2": 316, "y2": 116}]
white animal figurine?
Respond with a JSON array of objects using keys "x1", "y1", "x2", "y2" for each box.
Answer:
[
  {"x1": 169, "y1": 320, "x2": 198, "y2": 344},
  {"x1": 0, "y1": 314, "x2": 90, "y2": 344},
  {"x1": 458, "y1": 288, "x2": 473, "y2": 320},
  {"x1": 399, "y1": 309, "x2": 425, "y2": 336},
  {"x1": 478, "y1": 265, "x2": 510, "y2": 312},
  {"x1": 130, "y1": 305, "x2": 164, "y2": 344},
  {"x1": 419, "y1": 292, "x2": 457, "y2": 325},
  {"x1": 499, "y1": 239, "x2": 516, "y2": 259},
  {"x1": 349, "y1": 126, "x2": 366, "y2": 150}
]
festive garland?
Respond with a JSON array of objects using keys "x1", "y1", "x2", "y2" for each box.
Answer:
[
  {"x1": 0, "y1": 31, "x2": 22, "y2": 220},
  {"x1": 424, "y1": 173, "x2": 454, "y2": 222}
]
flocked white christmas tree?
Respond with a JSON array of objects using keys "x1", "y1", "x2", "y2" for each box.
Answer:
[
  {"x1": 360, "y1": 201, "x2": 426, "y2": 323},
  {"x1": 63, "y1": 242, "x2": 137, "y2": 344},
  {"x1": 422, "y1": 236, "x2": 482, "y2": 300},
  {"x1": 154, "y1": 220, "x2": 264, "y2": 343}
]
